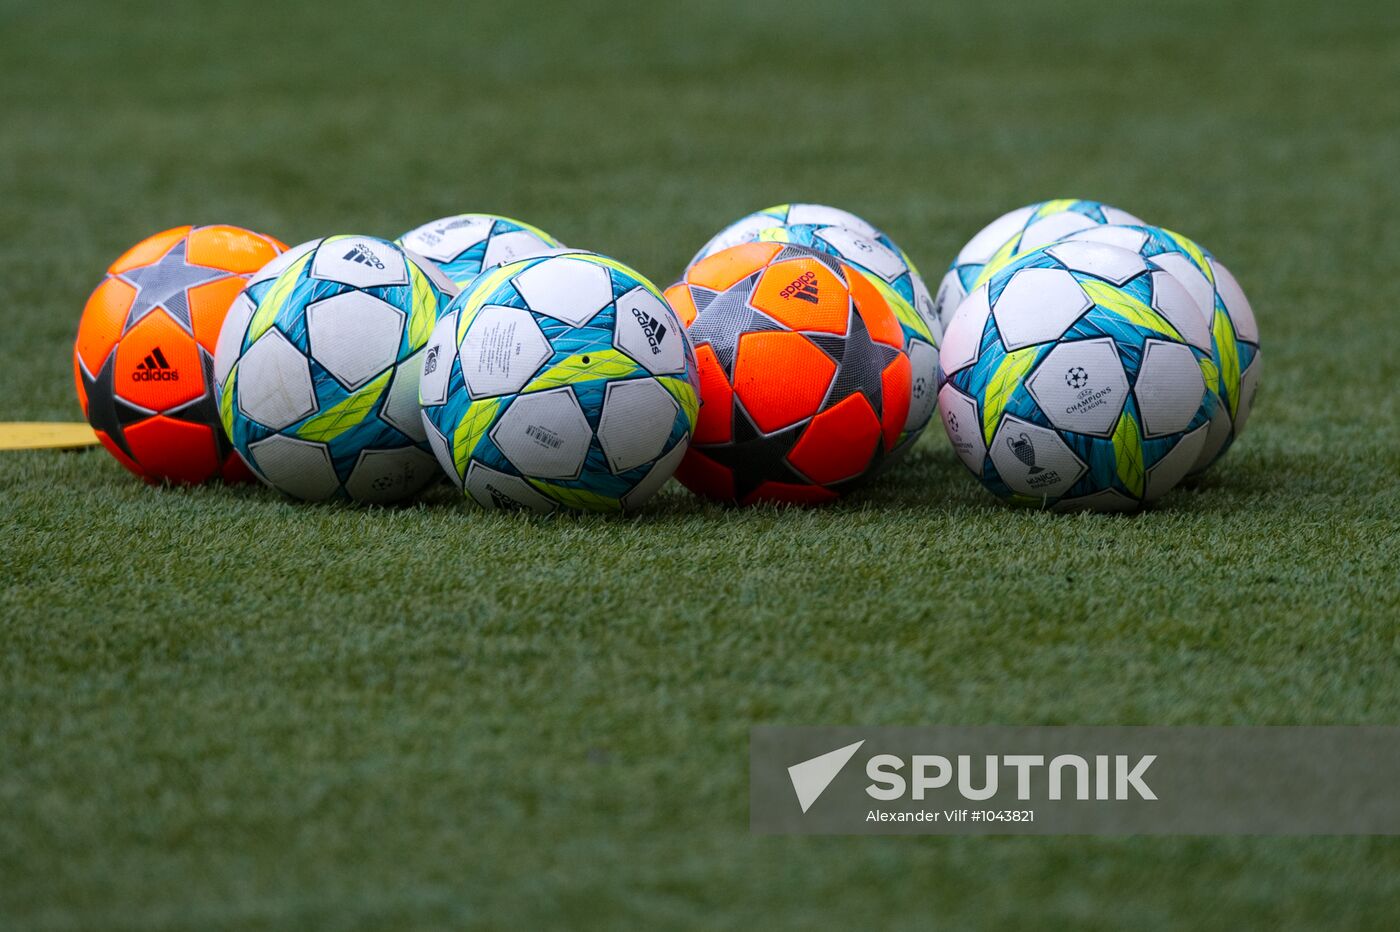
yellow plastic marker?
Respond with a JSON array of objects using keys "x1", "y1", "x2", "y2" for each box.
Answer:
[{"x1": 0, "y1": 422, "x2": 100, "y2": 451}]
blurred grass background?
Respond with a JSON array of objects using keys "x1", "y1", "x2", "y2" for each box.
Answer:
[{"x1": 2, "y1": 0, "x2": 1399, "y2": 928}]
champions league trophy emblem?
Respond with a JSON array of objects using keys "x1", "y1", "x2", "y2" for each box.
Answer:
[{"x1": 1007, "y1": 432, "x2": 1044, "y2": 474}]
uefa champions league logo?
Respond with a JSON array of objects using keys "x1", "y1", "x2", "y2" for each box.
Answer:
[
  {"x1": 1007, "y1": 432, "x2": 1044, "y2": 475},
  {"x1": 1065, "y1": 366, "x2": 1089, "y2": 389}
]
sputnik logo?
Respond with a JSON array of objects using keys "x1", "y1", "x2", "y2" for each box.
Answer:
[{"x1": 787, "y1": 740, "x2": 865, "y2": 813}]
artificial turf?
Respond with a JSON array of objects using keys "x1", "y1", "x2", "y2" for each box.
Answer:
[{"x1": 3, "y1": 0, "x2": 1400, "y2": 927}]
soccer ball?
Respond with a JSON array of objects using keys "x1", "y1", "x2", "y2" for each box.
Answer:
[
  {"x1": 688, "y1": 202, "x2": 885, "y2": 264},
  {"x1": 419, "y1": 251, "x2": 700, "y2": 513},
  {"x1": 689, "y1": 203, "x2": 940, "y2": 459},
  {"x1": 938, "y1": 240, "x2": 1218, "y2": 511},
  {"x1": 396, "y1": 213, "x2": 563, "y2": 288},
  {"x1": 74, "y1": 224, "x2": 287, "y2": 483},
  {"x1": 932, "y1": 199, "x2": 1145, "y2": 333},
  {"x1": 1055, "y1": 224, "x2": 1261, "y2": 473},
  {"x1": 214, "y1": 235, "x2": 457, "y2": 503},
  {"x1": 665, "y1": 242, "x2": 911, "y2": 506}
]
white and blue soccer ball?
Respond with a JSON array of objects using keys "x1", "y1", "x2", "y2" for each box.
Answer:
[
  {"x1": 933, "y1": 199, "x2": 1146, "y2": 333},
  {"x1": 396, "y1": 213, "x2": 563, "y2": 289},
  {"x1": 689, "y1": 203, "x2": 940, "y2": 459},
  {"x1": 938, "y1": 240, "x2": 1219, "y2": 511},
  {"x1": 1053, "y1": 224, "x2": 1260, "y2": 474},
  {"x1": 214, "y1": 235, "x2": 457, "y2": 503},
  {"x1": 419, "y1": 251, "x2": 700, "y2": 513}
]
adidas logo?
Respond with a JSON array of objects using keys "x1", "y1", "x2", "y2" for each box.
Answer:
[
  {"x1": 780, "y1": 270, "x2": 820, "y2": 304},
  {"x1": 631, "y1": 308, "x2": 668, "y2": 355},
  {"x1": 131, "y1": 347, "x2": 178, "y2": 382},
  {"x1": 487, "y1": 485, "x2": 521, "y2": 511},
  {"x1": 343, "y1": 244, "x2": 386, "y2": 270}
]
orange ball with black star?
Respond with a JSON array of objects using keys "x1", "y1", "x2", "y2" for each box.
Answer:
[
  {"x1": 73, "y1": 225, "x2": 286, "y2": 484},
  {"x1": 664, "y1": 242, "x2": 911, "y2": 506}
]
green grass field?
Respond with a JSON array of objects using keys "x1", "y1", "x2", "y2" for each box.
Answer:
[{"x1": 4, "y1": 0, "x2": 1400, "y2": 927}]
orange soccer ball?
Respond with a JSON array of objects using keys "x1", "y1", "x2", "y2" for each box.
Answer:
[
  {"x1": 665, "y1": 242, "x2": 912, "y2": 505},
  {"x1": 73, "y1": 225, "x2": 286, "y2": 484}
]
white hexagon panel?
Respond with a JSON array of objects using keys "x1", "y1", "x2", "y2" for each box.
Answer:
[
  {"x1": 381, "y1": 351, "x2": 427, "y2": 442},
  {"x1": 992, "y1": 267, "x2": 1092, "y2": 351},
  {"x1": 1144, "y1": 423, "x2": 1210, "y2": 502},
  {"x1": 459, "y1": 305, "x2": 552, "y2": 399},
  {"x1": 814, "y1": 227, "x2": 907, "y2": 283},
  {"x1": 247, "y1": 434, "x2": 340, "y2": 501},
  {"x1": 1024, "y1": 337, "x2": 1129, "y2": 437},
  {"x1": 988, "y1": 415, "x2": 1087, "y2": 499},
  {"x1": 597, "y1": 378, "x2": 679, "y2": 474},
  {"x1": 344, "y1": 447, "x2": 439, "y2": 504},
  {"x1": 310, "y1": 237, "x2": 408, "y2": 289},
  {"x1": 403, "y1": 248, "x2": 459, "y2": 296},
  {"x1": 418, "y1": 311, "x2": 458, "y2": 407},
  {"x1": 1099, "y1": 206, "x2": 1146, "y2": 227},
  {"x1": 931, "y1": 269, "x2": 966, "y2": 334},
  {"x1": 483, "y1": 231, "x2": 556, "y2": 270},
  {"x1": 464, "y1": 461, "x2": 557, "y2": 513},
  {"x1": 423, "y1": 416, "x2": 457, "y2": 487},
  {"x1": 512, "y1": 256, "x2": 613, "y2": 326},
  {"x1": 904, "y1": 339, "x2": 938, "y2": 433},
  {"x1": 786, "y1": 203, "x2": 880, "y2": 239},
  {"x1": 614, "y1": 287, "x2": 685, "y2": 375},
  {"x1": 1209, "y1": 260, "x2": 1259, "y2": 344},
  {"x1": 621, "y1": 436, "x2": 689, "y2": 511},
  {"x1": 955, "y1": 206, "x2": 1036, "y2": 266},
  {"x1": 939, "y1": 283, "x2": 992, "y2": 376},
  {"x1": 1017, "y1": 212, "x2": 1099, "y2": 253},
  {"x1": 1150, "y1": 271, "x2": 1213, "y2": 353},
  {"x1": 910, "y1": 273, "x2": 941, "y2": 342},
  {"x1": 306, "y1": 290, "x2": 406, "y2": 390},
  {"x1": 489, "y1": 387, "x2": 592, "y2": 480},
  {"x1": 400, "y1": 216, "x2": 492, "y2": 263},
  {"x1": 1143, "y1": 251, "x2": 1215, "y2": 324},
  {"x1": 1191, "y1": 402, "x2": 1233, "y2": 474},
  {"x1": 937, "y1": 383, "x2": 986, "y2": 476},
  {"x1": 1062, "y1": 225, "x2": 1151, "y2": 254},
  {"x1": 1044, "y1": 241, "x2": 1147, "y2": 286},
  {"x1": 1134, "y1": 339, "x2": 1207, "y2": 438},
  {"x1": 236, "y1": 328, "x2": 317, "y2": 430},
  {"x1": 214, "y1": 292, "x2": 255, "y2": 389}
]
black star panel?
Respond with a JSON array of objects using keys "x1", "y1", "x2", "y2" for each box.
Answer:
[
  {"x1": 79, "y1": 350, "x2": 151, "y2": 457},
  {"x1": 697, "y1": 399, "x2": 811, "y2": 503},
  {"x1": 773, "y1": 245, "x2": 847, "y2": 281},
  {"x1": 117, "y1": 241, "x2": 229, "y2": 336},
  {"x1": 164, "y1": 348, "x2": 232, "y2": 462},
  {"x1": 690, "y1": 285, "x2": 717, "y2": 314},
  {"x1": 808, "y1": 306, "x2": 901, "y2": 417},
  {"x1": 685, "y1": 273, "x2": 784, "y2": 379}
]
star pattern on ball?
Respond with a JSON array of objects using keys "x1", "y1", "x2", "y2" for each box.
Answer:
[
  {"x1": 79, "y1": 351, "x2": 150, "y2": 457},
  {"x1": 117, "y1": 241, "x2": 229, "y2": 335},
  {"x1": 804, "y1": 305, "x2": 901, "y2": 417},
  {"x1": 774, "y1": 245, "x2": 847, "y2": 281},
  {"x1": 696, "y1": 400, "x2": 810, "y2": 503},
  {"x1": 163, "y1": 348, "x2": 234, "y2": 462},
  {"x1": 686, "y1": 273, "x2": 784, "y2": 378}
]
